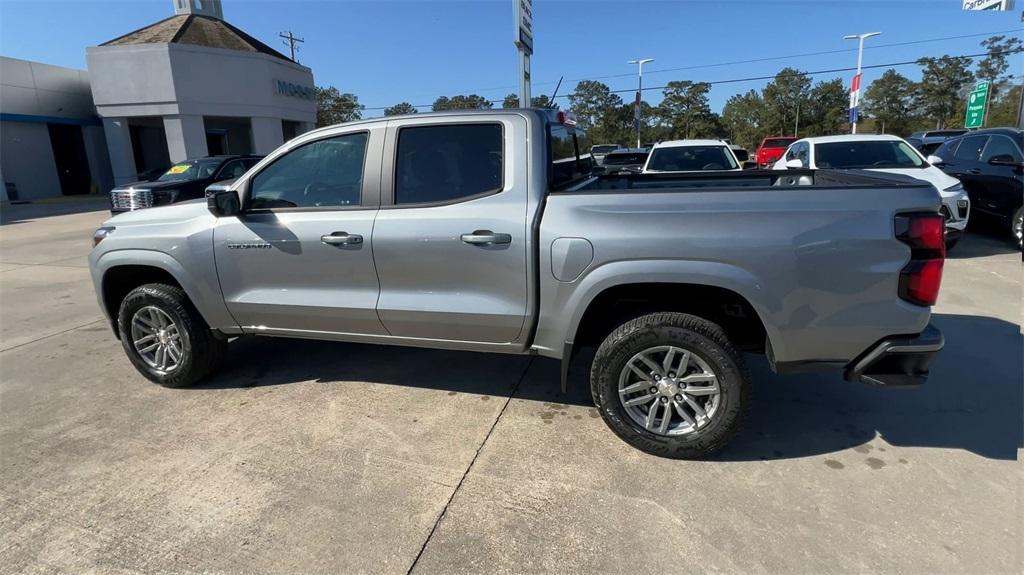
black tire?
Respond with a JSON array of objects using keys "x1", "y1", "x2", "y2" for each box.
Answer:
[
  {"x1": 117, "y1": 283, "x2": 226, "y2": 388},
  {"x1": 944, "y1": 236, "x2": 960, "y2": 252},
  {"x1": 590, "y1": 312, "x2": 750, "y2": 459}
]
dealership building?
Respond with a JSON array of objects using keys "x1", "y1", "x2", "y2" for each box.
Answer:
[{"x1": 1, "y1": 0, "x2": 316, "y2": 201}]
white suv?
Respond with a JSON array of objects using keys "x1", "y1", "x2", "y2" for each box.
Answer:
[
  {"x1": 774, "y1": 134, "x2": 970, "y2": 250},
  {"x1": 642, "y1": 140, "x2": 741, "y2": 173}
]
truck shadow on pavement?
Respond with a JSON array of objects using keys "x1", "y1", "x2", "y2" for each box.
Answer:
[
  {"x1": 198, "y1": 312, "x2": 1020, "y2": 461},
  {"x1": 712, "y1": 312, "x2": 1021, "y2": 462}
]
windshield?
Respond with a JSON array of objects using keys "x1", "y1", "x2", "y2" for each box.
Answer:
[
  {"x1": 763, "y1": 138, "x2": 797, "y2": 148},
  {"x1": 814, "y1": 141, "x2": 926, "y2": 169},
  {"x1": 157, "y1": 160, "x2": 221, "y2": 182},
  {"x1": 646, "y1": 145, "x2": 738, "y2": 172},
  {"x1": 604, "y1": 153, "x2": 648, "y2": 165},
  {"x1": 591, "y1": 145, "x2": 620, "y2": 154}
]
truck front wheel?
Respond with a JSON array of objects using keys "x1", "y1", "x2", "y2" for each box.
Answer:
[
  {"x1": 590, "y1": 312, "x2": 750, "y2": 459},
  {"x1": 117, "y1": 283, "x2": 227, "y2": 388}
]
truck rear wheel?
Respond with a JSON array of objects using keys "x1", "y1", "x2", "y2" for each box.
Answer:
[
  {"x1": 117, "y1": 283, "x2": 226, "y2": 388},
  {"x1": 590, "y1": 312, "x2": 750, "y2": 459}
]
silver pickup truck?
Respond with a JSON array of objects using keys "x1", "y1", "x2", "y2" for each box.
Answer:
[{"x1": 89, "y1": 109, "x2": 946, "y2": 459}]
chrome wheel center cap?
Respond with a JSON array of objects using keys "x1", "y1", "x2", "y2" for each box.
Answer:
[{"x1": 657, "y1": 380, "x2": 679, "y2": 397}]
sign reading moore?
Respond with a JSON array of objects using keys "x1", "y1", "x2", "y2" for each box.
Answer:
[{"x1": 275, "y1": 79, "x2": 315, "y2": 100}]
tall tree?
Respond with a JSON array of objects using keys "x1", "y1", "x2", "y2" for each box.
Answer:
[
  {"x1": 567, "y1": 80, "x2": 624, "y2": 141},
  {"x1": 976, "y1": 35, "x2": 1024, "y2": 98},
  {"x1": 762, "y1": 68, "x2": 811, "y2": 135},
  {"x1": 863, "y1": 70, "x2": 918, "y2": 135},
  {"x1": 432, "y1": 94, "x2": 493, "y2": 111},
  {"x1": 502, "y1": 93, "x2": 558, "y2": 108},
  {"x1": 657, "y1": 81, "x2": 714, "y2": 138},
  {"x1": 916, "y1": 56, "x2": 974, "y2": 129},
  {"x1": 384, "y1": 102, "x2": 418, "y2": 116},
  {"x1": 502, "y1": 93, "x2": 519, "y2": 108},
  {"x1": 315, "y1": 86, "x2": 363, "y2": 127},
  {"x1": 721, "y1": 90, "x2": 767, "y2": 150},
  {"x1": 802, "y1": 78, "x2": 848, "y2": 136}
]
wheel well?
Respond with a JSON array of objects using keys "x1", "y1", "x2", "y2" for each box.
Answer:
[
  {"x1": 573, "y1": 283, "x2": 768, "y2": 353},
  {"x1": 101, "y1": 265, "x2": 182, "y2": 334}
]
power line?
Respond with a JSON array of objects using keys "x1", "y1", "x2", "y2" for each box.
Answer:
[
  {"x1": 362, "y1": 47, "x2": 1023, "y2": 111},
  {"x1": 361, "y1": 28, "x2": 1021, "y2": 109}
]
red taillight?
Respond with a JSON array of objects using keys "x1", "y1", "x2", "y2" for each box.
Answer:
[
  {"x1": 895, "y1": 213, "x2": 945, "y2": 306},
  {"x1": 899, "y1": 259, "x2": 944, "y2": 306}
]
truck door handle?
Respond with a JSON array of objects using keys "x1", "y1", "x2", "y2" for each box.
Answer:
[
  {"x1": 967, "y1": 168, "x2": 981, "y2": 175},
  {"x1": 321, "y1": 232, "x2": 362, "y2": 245},
  {"x1": 461, "y1": 230, "x2": 512, "y2": 245}
]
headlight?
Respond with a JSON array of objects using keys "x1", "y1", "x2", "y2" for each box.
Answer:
[
  {"x1": 153, "y1": 189, "x2": 180, "y2": 205},
  {"x1": 943, "y1": 182, "x2": 964, "y2": 194},
  {"x1": 92, "y1": 226, "x2": 115, "y2": 247}
]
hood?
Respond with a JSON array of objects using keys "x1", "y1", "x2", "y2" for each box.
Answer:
[
  {"x1": 111, "y1": 179, "x2": 190, "y2": 192},
  {"x1": 869, "y1": 166, "x2": 961, "y2": 196},
  {"x1": 104, "y1": 198, "x2": 211, "y2": 227}
]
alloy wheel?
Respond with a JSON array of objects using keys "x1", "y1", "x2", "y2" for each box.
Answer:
[
  {"x1": 130, "y1": 306, "x2": 183, "y2": 374},
  {"x1": 617, "y1": 345, "x2": 721, "y2": 436}
]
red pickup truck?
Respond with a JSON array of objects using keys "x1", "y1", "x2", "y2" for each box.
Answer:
[{"x1": 754, "y1": 136, "x2": 798, "y2": 167}]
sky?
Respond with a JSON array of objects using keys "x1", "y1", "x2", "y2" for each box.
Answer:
[{"x1": 1, "y1": 0, "x2": 1021, "y2": 115}]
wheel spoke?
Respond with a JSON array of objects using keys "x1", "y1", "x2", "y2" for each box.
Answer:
[
  {"x1": 657, "y1": 402, "x2": 671, "y2": 434},
  {"x1": 166, "y1": 343, "x2": 181, "y2": 362},
  {"x1": 624, "y1": 393, "x2": 657, "y2": 407},
  {"x1": 134, "y1": 334, "x2": 157, "y2": 346},
  {"x1": 671, "y1": 350, "x2": 690, "y2": 376},
  {"x1": 662, "y1": 347, "x2": 676, "y2": 374},
  {"x1": 684, "y1": 395, "x2": 708, "y2": 422},
  {"x1": 627, "y1": 362, "x2": 654, "y2": 383},
  {"x1": 134, "y1": 315, "x2": 157, "y2": 331},
  {"x1": 139, "y1": 342, "x2": 159, "y2": 354},
  {"x1": 683, "y1": 382, "x2": 720, "y2": 397},
  {"x1": 636, "y1": 353, "x2": 664, "y2": 378},
  {"x1": 621, "y1": 381, "x2": 651, "y2": 394},
  {"x1": 673, "y1": 400, "x2": 698, "y2": 428},
  {"x1": 681, "y1": 372, "x2": 716, "y2": 384},
  {"x1": 156, "y1": 346, "x2": 167, "y2": 369},
  {"x1": 644, "y1": 400, "x2": 660, "y2": 430}
]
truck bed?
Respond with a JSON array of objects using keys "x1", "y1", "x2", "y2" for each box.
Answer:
[{"x1": 533, "y1": 169, "x2": 942, "y2": 370}]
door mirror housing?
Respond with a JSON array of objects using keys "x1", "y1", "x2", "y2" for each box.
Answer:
[
  {"x1": 785, "y1": 159, "x2": 804, "y2": 169},
  {"x1": 987, "y1": 154, "x2": 1021, "y2": 167},
  {"x1": 206, "y1": 185, "x2": 240, "y2": 217},
  {"x1": 926, "y1": 155, "x2": 944, "y2": 166}
]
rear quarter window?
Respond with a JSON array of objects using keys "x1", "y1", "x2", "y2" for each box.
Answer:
[{"x1": 549, "y1": 123, "x2": 593, "y2": 189}]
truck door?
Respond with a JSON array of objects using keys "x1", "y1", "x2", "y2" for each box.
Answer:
[
  {"x1": 213, "y1": 125, "x2": 388, "y2": 336},
  {"x1": 946, "y1": 134, "x2": 988, "y2": 211},
  {"x1": 372, "y1": 116, "x2": 531, "y2": 344},
  {"x1": 977, "y1": 134, "x2": 1024, "y2": 217}
]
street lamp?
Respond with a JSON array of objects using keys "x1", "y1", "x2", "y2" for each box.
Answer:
[
  {"x1": 628, "y1": 58, "x2": 654, "y2": 148},
  {"x1": 843, "y1": 32, "x2": 880, "y2": 134}
]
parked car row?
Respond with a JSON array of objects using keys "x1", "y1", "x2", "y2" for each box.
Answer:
[{"x1": 109, "y1": 155, "x2": 262, "y2": 213}]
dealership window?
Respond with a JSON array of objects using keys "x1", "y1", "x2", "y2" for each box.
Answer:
[
  {"x1": 249, "y1": 133, "x2": 368, "y2": 209},
  {"x1": 394, "y1": 124, "x2": 503, "y2": 205}
]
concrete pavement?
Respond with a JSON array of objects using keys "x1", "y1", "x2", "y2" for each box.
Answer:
[{"x1": 1, "y1": 204, "x2": 1020, "y2": 573}]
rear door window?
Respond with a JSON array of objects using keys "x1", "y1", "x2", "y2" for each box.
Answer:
[
  {"x1": 394, "y1": 124, "x2": 503, "y2": 205},
  {"x1": 980, "y1": 135, "x2": 1023, "y2": 163},
  {"x1": 953, "y1": 135, "x2": 988, "y2": 162}
]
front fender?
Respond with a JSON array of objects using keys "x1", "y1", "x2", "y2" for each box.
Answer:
[{"x1": 91, "y1": 248, "x2": 238, "y2": 333}]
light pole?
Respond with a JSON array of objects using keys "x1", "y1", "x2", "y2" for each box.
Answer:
[
  {"x1": 843, "y1": 32, "x2": 880, "y2": 134},
  {"x1": 628, "y1": 58, "x2": 654, "y2": 148}
]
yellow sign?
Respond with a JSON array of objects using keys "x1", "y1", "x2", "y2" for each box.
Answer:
[{"x1": 166, "y1": 164, "x2": 191, "y2": 175}]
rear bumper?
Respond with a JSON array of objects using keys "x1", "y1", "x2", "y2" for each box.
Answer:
[{"x1": 843, "y1": 324, "x2": 944, "y2": 387}]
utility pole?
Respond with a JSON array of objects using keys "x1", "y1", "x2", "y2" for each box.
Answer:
[
  {"x1": 844, "y1": 32, "x2": 880, "y2": 134},
  {"x1": 628, "y1": 58, "x2": 654, "y2": 148},
  {"x1": 279, "y1": 31, "x2": 305, "y2": 62}
]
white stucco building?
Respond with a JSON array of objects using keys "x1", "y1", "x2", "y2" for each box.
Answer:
[{"x1": 1, "y1": 0, "x2": 316, "y2": 199}]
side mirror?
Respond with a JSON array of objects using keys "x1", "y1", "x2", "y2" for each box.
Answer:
[
  {"x1": 206, "y1": 186, "x2": 240, "y2": 217},
  {"x1": 742, "y1": 161, "x2": 758, "y2": 170},
  {"x1": 785, "y1": 159, "x2": 804, "y2": 169},
  {"x1": 926, "y1": 155, "x2": 944, "y2": 166},
  {"x1": 988, "y1": 154, "x2": 1021, "y2": 167}
]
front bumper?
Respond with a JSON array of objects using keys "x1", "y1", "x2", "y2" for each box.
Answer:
[{"x1": 844, "y1": 324, "x2": 944, "y2": 387}]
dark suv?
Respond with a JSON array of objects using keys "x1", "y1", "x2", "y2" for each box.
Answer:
[
  {"x1": 931, "y1": 128, "x2": 1023, "y2": 247},
  {"x1": 110, "y1": 155, "x2": 262, "y2": 213}
]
